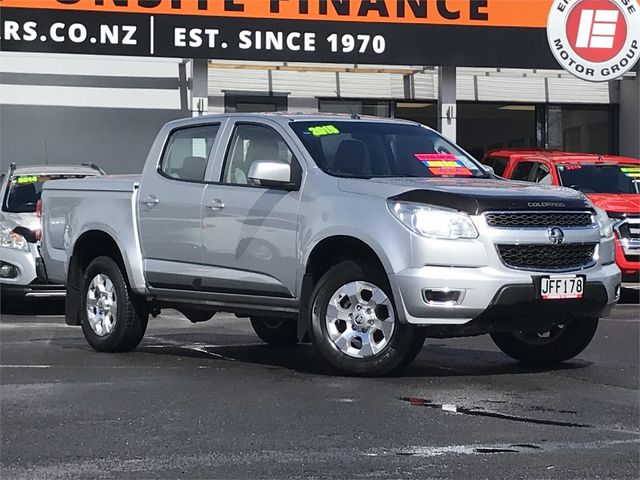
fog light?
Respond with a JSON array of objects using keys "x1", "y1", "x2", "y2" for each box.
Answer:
[
  {"x1": 423, "y1": 288, "x2": 464, "y2": 305},
  {"x1": 615, "y1": 285, "x2": 621, "y2": 302},
  {"x1": 0, "y1": 262, "x2": 17, "y2": 278}
]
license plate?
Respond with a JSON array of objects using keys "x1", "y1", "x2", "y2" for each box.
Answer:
[{"x1": 540, "y1": 275, "x2": 584, "y2": 300}]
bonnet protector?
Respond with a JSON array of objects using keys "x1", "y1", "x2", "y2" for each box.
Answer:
[{"x1": 389, "y1": 190, "x2": 592, "y2": 215}]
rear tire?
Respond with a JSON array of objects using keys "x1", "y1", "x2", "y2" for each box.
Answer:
[
  {"x1": 80, "y1": 256, "x2": 148, "y2": 352},
  {"x1": 490, "y1": 316, "x2": 599, "y2": 365},
  {"x1": 309, "y1": 260, "x2": 425, "y2": 376},
  {"x1": 250, "y1": 316, "x2": 298, "y2": 346}
]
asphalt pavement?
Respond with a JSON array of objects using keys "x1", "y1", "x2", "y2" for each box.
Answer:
[{"x1": 1, "y1": 292, "x2": 639, "y2": 479}]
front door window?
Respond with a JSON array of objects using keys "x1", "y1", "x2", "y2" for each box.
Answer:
[{"x1": 222, "y1": 124, "x2": 298, "y2": 186}]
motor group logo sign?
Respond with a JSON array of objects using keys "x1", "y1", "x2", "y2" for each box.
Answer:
[
  {"x1": 548, "y1": 0, "x2": 640, "y2": 81},
  {"x1": 569, "y1": 1, "x2": 627, "y2": 61}
]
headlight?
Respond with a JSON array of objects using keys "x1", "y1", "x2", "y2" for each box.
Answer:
[
  {"x1": 388, "y1": 201, "x2": 478, "y2": 239},
  {"x1": 594, "y1": 206, "x2": 613, "y2": 238},
  {"x1": 0, "y1": 226, "x2": 29, "y2": 251}
]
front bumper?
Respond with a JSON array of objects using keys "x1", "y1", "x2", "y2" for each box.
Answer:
[
  {"x1": 612, "y1": 218, "x2": 640, "y2": 284},
  {"x1": 0, "y1": 244, "x2": 65, "y2": 299},
  {"x1": 613, "y1": 236, "x2": 639, "y2": 283},
  {"x1": 0, "y1": 282, "x2": 66, "y2": 299},
  {"x1": 390, "y1": 262, "x2": 621, "y2": 327},
  {"x1": 387, "y1": 211, "x2": 621, "y2": 328}
]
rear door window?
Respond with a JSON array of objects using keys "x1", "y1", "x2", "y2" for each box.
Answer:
[{"x1": 159, "y1": 124, "x2": 220, "y2": 182}]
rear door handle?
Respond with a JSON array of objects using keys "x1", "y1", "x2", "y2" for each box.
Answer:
[
  {"x1": 207, "y1": 199, "x2": 225, "y2": 210},
  {"x1": 143, "y1": 195, "x2": 160, "y2": 206}
]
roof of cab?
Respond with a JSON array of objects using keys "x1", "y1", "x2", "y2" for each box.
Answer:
[
  {"x1": 8, "y1": 164, "x2": 104, "y2": 177},
  {"x1": 163, "y1": 112, "x2": 423, "y2": 129},
  {"x1": 486, "y1": 148, "x2": 640, "y2": 165}
]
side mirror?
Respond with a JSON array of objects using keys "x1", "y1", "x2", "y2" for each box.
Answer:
[
  {"x1": 247, "y1": 160, "x2": 296, "y2": 190},
  {"x1": 483, "y1": 165, "x2": 495, "y2": 176}
]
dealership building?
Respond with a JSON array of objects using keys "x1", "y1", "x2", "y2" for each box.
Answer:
[{"x1": 1, "y1": 0, "x2": 639, "y2": 174}]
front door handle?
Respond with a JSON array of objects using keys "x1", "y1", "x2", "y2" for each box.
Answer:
[
  {"x1": 207, "y1": 199, "x2": 225, "y2": 210},
  {"x1": 143, "y1": 195, "x2": 160, "y2": 207}
]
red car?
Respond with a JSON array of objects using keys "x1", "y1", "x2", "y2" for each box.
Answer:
[{"x1": 482, "y1": 149, "x2": 640, "y2": 284}]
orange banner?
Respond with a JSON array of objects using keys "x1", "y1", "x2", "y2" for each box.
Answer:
[{"x1": 0, "y1": 0, "x2": 553, "y2": 28}]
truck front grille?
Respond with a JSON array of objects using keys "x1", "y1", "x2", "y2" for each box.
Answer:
[
  {"x1": 485, "y1": 212, "x2": 593, "y2": 229},
  {"x1": 613, "y1": 217, "x2": 640, "y2": 260},
  {"x1": 497, "y1": 243, "x2": 597, "y2": 271}
]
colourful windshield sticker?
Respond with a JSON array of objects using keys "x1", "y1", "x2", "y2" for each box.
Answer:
[
  {"x1": 424, "y1": 161, "x2": 460, "y2": 167},
  {"x1": 415, "y1": 153, "x2": 457, "y2": 161},
  {"x1": 429, "y1": 167, "x2": 473, "y2": 177},
  {"x1": 15, "y1": 175, "x2": 39, "y2": 184},
  {"x1": 415, "y1": 153, "x2": 472, "y2": 176},
  {"x1": 621, "y1": 167, "x2": 640, "y2": 178},
  {"x1": 558, "y1": 164, "x2": 582, "y2": 171},
  {"x1": 308, "y1": 125, "x2": 340, "y2": 137}
]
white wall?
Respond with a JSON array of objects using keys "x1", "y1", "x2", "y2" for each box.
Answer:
[
  {"x1": 0, "y1": 53, "x2": 188, "y2": 173},
  {"x1": 1, "y1": 53, "x2": 185, "y2": 109},
  {"x1": 206, "y1": 64, "x2": 613, "y2": 108}
]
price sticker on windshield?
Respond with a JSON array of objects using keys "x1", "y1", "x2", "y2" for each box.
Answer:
[
  {"x1": 415, "y1": 154, "x2": 472, "y2": 176},
  {"x1": 558, "y1": 164, "x2": 582, "y2": 171},
  {"x1": 428, "y1": 167, "x2": 473, "y2": 176},
  {"x1": 621, "y1": 167, "x2": 640, "y2": 178},
  {"x1": 15, "y1": 176, "x2": 39, "y2": 184},
  {"x1": 308, "y1": 125, "x2": 340, "y2": 137}
]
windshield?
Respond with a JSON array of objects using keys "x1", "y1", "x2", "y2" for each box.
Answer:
[
  {"x1": 290, "y1": 121, "x2": 486, "y2": 179},
  {"x1": 2, "y1": 174, "x2": 90, "y2": 213},
  {"x1": 557, "y1": 164, "x2": 640, "y2": 194}
]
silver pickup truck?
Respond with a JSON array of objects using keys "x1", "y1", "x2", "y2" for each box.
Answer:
[{"x1": 41, "y1": 114, "x2": 621, "y2": 376}]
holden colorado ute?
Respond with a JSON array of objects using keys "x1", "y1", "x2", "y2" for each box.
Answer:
[{"x1": 40, "y1": 115, "x2": 621, "y2": 376}]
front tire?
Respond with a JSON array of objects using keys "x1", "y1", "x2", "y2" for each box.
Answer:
[
  {"x1": 490, "y1": 316, "x2": 599, "y2": 365},
  {"x1": 309, "y1": 260, "x2": 425, "y2": 376},
  {"x1": 80, "y1": 256, "x2": 148, "y2": 352},
  {"x1": 250, "y1": 316, "x2": 298, "y2": 346}
]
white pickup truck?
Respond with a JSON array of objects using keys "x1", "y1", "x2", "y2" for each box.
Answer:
[{"x1": 41, "y1": 114, "x2": 621, "y2": 376}]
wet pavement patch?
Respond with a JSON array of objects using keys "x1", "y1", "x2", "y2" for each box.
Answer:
[
  {"x1": 473, "y1": 448, "x2": 519, "y2": 454},
  {"x1": 530, "y1": 405, "x2": 577, "y2": 414},
  {"x1": 391, "y1": 442, "x2": 546, "y2": 457},
  {"x1": 382, "y1": 438, "x2": 639, "y2": 459},
  {"x1": 399, "y1": 397, "x2": 591, "y2": 428},
  {"x1": 510, "y1": 444, "x2": 542, "y2": 450}
]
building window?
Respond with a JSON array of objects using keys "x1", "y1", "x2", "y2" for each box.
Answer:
[
  {"x1": 546, "y1": 106, "x2": 614, "y2": 155},
  {"x1": 457, "y1": 103, "x2": 537, "y2": 160},
  {"x1": 394, "y1": 102, "x2": 437, "y2": 129},
  {"x1": 319, "y1": 99, "x2": 392, "y2": 117},
  {"x1": 225, "y1": 93, "x2": 288, "y2": 113}
]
